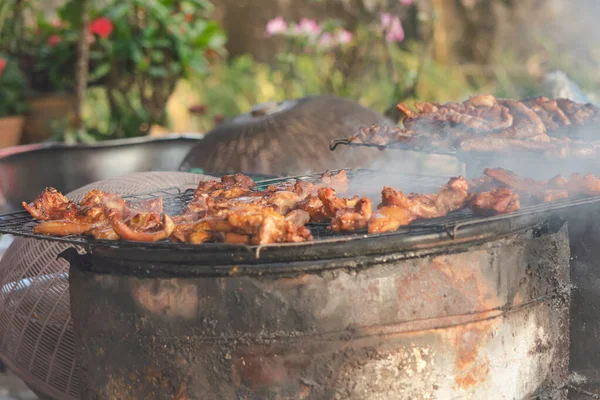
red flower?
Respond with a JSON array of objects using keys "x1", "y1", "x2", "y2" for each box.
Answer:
[
  {"x1": 89, "y1": 17, "x2": 113, "y2": 39},
  {"x1": 188, "y1": 104, "x2": 207, "y2": 115},
  {"x1": 185, "y1": 14, "x2": 193, "y2": 22},
  {"x1": 0, "y1": 58, "x2": 6, "y2": 77},
  {"x1": 48, "y1": 35, "x2": 61, "y2": 47}
]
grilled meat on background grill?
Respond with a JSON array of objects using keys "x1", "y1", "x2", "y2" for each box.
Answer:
[
  {"x1": 482, "y1": 167, "x2": 600, "y2": 203},
  {"x1": 346, "y1": 95, "x2": 600, "y2": 158},
  {"x1": 178, "y1": 96, "x2": 397, "y2": 176}
]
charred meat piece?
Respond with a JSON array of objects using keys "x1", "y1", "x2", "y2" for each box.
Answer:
[
  {"x1": 380, "y1": 187, "x2": 441, "y2": 219},
  {"x1": 261, "y1": 191, "x2": 301, "y2": 214},
  {"x1": 227, "y1": 206, "x2": 313, "y2": 245},
  {"x1": 582, "y1": 174, "x2": 600, "y2": 194},
  {"x1": 399, "y1": 96, "x2": 513, "y2": 134},
  {"x1": 22, "y1": 188, "x2": 78, "y2": 221},
  {"x1": 190, "y1": 174, "x2": 256, "y2": 205},
  {"x1": 108, "y1": 209, "x2": 175, "y2": 243},
  {"x1": 484, "y1": 168, "x2": 545, "y2": 193},
  {"x1": 371, "y1": 176, "x2": 470, "y2": 234},
  {"x1": 295, "y1": 195, "x2": 329, "y2": 223},
  {"x1": 435, "y1": 176, "x2": 469, "y2": 213},
  {"x1": 467, "y1": 176, "x2": 496, "y2": 192},
  {"x1": 320, "y1": 170, "x2": 350, "y2": 194},
  {"x1": 542, "y1": 190, "x2": 569, "y2": 203},
  {"x1": 556, "y1": 99, "x2": 600, "y2": 126},
  {"x1": 482, "y1": 168, "x2": 589, "y2": 204},
  {"x1": 330, "y1": 197, "x2": 373, "y2": 232},
  {"x1": 496, "y1": 99, "x2": 547, "y2": 139},
  {"x1": 469, "y1": 188, "x2": 521, "y2": 215},
  {"x1": 221, "y1": 173, "x2": 256, "y2": 189},
  {"x1": 291, "y1": 170, "x2": 351, "y2": 198},
  {"x1": 33, "y1": 220, "x2": 96, "y2": 237},
  {"x1": 285, "y1": 209, "x2": 311, "y2": 227},
  {"x1": 522, "y1": 96, "x2": 571, "y2": 131},
  {"x1": 368, "y1": 206, "x2": 416, "y2": 234},
  {"x1": 175, "y1": 216, "x2": 235, "y2": 244},
  {"x1": 317, "y1": 188, "x2": 359, "y2": 218}
]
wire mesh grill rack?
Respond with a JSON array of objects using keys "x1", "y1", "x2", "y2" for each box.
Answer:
[
  {"x1": 2, "y1": 169, "x2": 600, "y2": 255},
  {"x1": 329, "y1": 138, "x2": 459, "y2": 157}
]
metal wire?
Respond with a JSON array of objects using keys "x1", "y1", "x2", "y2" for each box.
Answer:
[
  {"x1": 329, "y1": 138, "x2": 458, "y2": 156},
  {"x1": 2, "y1": 169, "x2": 600, "y2": 250}
]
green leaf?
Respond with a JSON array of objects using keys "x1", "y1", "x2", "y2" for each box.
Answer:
[
  {"x1": 58, "y1": 0, "x2": 84, "y2": 29},
  {"x1": 169, "y1": 62, "x2": 182, "y2": 75},
  {"x1": 77, "y1": 130, "x2": 98, "y2": 144},
  {"x1": 88, "y1": 50, "x2": 104, "y2": 60},
  {"x1": 187, "y1": 54, "x2": 207, "y2": 75},
  {"x1": 89, "y1": 63, "x2": 111, "y2": 82},
  {"x1": 151, "y1": 50, "x2": 165, "y2": 63},
  {"x1": 208, "y1": 32, "x2": 227, "y2": 49},
  {"x1": 153, "y1": 38, "x2": 171, "y2": 48},
  {"x1": 148, "y1": 65, "x2": 169, "y2": 77},
  {"x1": 105, "y1": 3, "x2": 130, "y2": 20},
  {"x1": 185, "y1": 0, "x2": 213, "y2": 11},
  {"x1": 143, "y1": 26, "x2": 160, "y2": 40},
  {"x1": 143, "y1": 1, "x2": 169, "y2": 20},
  {"x1": 130, "y1": 44, "x2": 145, "y2": 65}
]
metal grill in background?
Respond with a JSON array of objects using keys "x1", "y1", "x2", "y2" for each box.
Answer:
[{"x1": 0, "y1": 172, "x2": 214, "y2": 400}]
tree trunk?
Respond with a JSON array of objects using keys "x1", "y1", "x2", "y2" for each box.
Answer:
[{"x1": 74, "y1": 0, "x2": 89, "y2": 132}]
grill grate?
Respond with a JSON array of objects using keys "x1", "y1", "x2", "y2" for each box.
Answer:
[
  {"x1": 2, "y1": 170, "x2": 600, "y2": 252},
  {"x1": 329, "y1": 138, "x2": 458, "y2": 156}
]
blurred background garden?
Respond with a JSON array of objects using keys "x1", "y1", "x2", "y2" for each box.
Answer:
[{"x1": 0, "y1": 0, "x2": 599, "y2": 145}]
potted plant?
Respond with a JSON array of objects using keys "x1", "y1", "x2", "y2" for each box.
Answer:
[
  {"x1": 82, "y1": 0, "x2": 226, "y2": 138},
  {"x1": 0, "y1": 54, "x2": 27, "y2": 148},
  {"x1": 16, "y1": 3, "x2": 112, "y2": 143}
]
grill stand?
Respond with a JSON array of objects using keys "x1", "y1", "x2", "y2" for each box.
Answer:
[{"x1": 67, "y1": 222, "x2": 570, "y2": 400}]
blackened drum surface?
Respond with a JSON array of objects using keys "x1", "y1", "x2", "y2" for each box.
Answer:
[{"x1": 67, "y1": 222, "x2": 570, "y2": 400}]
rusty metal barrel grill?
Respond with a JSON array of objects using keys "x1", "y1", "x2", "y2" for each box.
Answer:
[{"x1": 0, "y1": 170, "x2": 576, "y2": 399}]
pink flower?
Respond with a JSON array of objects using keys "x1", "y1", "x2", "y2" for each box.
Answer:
[
  {"x1": 318, "y1": 32, "x2": 333, "y2": 49},
  {"x1": 47, "y1": 34, "x2": 61, "y2": 47},
  {"x1": 265, "y1": 17, "x2": 287, "y2": 37},
  {"x1": 380, "y1": 13, "x2": 393, "y2": 27},
  {"x1": 336, "y1": 29, "x2": 353, "y2": 45},
  {"x1": 0, "y1": 58, "x2": 6, "y2": 77},
  {"x1": 297, "y1": 18, "x2": 321, "y2": 36},
  {"x1": 399, "y1": 0, "x2": 413, "y2": 5},
  {"x1": 380, "y1": 13, "x2": 405, "y2": 43},
  {"x1": 51, "y1": 19, "x2": 65, "y2": 29}
]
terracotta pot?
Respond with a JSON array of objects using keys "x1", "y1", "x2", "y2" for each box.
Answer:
[
  {"x1": 22, "y1": 93, "x2": 76, "y2": 144},
  {"x1": 0, "y1": 116, "x2": 25, "y2": 148}
]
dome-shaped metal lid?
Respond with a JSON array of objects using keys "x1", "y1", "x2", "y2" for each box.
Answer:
[{"x1": 179, "y1": 95, "x2": 397, "y2": 176}]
